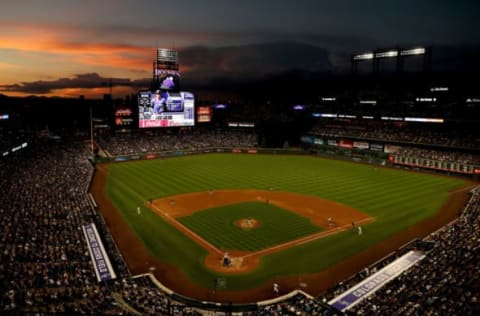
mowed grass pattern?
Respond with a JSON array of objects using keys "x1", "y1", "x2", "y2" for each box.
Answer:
[
  {"x1": 178, "y1": 202, "x2": 323, "y2": 251},
  {"x1": 106, "y1": 153, "x2": 468, "y2": 290}
]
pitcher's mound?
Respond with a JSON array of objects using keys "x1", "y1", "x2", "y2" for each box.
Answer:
[{"x1": 235, "y1": 218, "x2": 261, "y2": 230}]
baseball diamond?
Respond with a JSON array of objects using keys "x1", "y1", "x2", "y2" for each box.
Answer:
[
  {"x1": 150, "y1": 192, "x2": 372, "y2": 272},
  {"x1": 90, "y1": 153, "x2": 471, "y2": 303}
]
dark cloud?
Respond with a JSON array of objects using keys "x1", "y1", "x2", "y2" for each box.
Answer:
[
  {"x1": 180, "y1": 42, "x2": 333, "y2": 85},
  {"x1": 0, "y1": 73, "x2": 150, "y2": 94},
  {"x1": 431, "y1": 44, "x2": 480, "y2": 72}
]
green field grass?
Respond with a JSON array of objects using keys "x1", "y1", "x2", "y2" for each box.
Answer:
[
  {"x1": 178, "y1": 202, "x2": 323, "y2": 251},
  {"x1": 105, "y1": 153, "x2": 468, "y2": 290}
]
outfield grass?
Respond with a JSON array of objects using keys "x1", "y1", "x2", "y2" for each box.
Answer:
[
  {"x1": 178, "y1": 202, "x2": 323, "y2": 251},
  {"x1": 105, "y1": 153, "x2": 468, "y2": 290}
]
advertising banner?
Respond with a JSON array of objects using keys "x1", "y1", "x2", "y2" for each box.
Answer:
[
  {"x1": 313, "y1": 138, "x2": 324, "y2": 145},
  {"x1": 369, "y1": 143, "x2": 384, "y2": 152},
  {"x1": 197, "y1": 106, "x2": 212, "y2": 123},
  {"x1": 327, "y1": 139, "x2": 338, "y2": 146},
  {"x1": 300, "y1": 135, "x2": 314, "y2": 144},
  {"x1": 384, "y1": 144, "x2": 401, "y2": 153},
  {"x1": 353, "y1": 141, "x2": 369, "y2": 149},
  {"x1": 82, "y1": 223, "x2": 117, "y2": 282},
  {"x1": 329, "y1": 250, "x2": 425, "y2": 311},
  {"x1": 339, "y1": 139, "x2": 354, "y2": 149}
]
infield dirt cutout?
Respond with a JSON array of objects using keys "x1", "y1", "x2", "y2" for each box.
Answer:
[{"x1": 147, "y1": 189, "x2": 373, "y2": 274}]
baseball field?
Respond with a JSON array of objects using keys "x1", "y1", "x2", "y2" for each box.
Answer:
[{"x1": 90, "y1": 153, "x2": 472, "y2": 302}]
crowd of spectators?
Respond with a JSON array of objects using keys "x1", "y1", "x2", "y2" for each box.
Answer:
[
  {"x1": 0, "y1": 138, "x2": 206, "y2": 315},
  {"x1": 395, "y1": 146, "x2": 480, "y2": 165},
  {"x1": 97, "y1": 128, "x2": 258, "y2": 156},
  {"x1": 116, "y1": 277, "x2": 202, "y2": 316},
  {"x1": 319, "y1": 240, "x2": 435, "y2": 304},
  {"x1": 248, "y1": 293, "x2": 339, "y2": 316},
  {"x1": 0, "y1": 139, "x2": 127, "y2": 314},
  {"x1": 1, "y1": 132, "x2": 479, "y2": 315},
  {"x1": 346, "y1": 187, "x2": 480, "y2": 315},
  {"x1": 309, "y1": 124, "x2": 479, "y2": 149},
  {"x1": 308, "y1": 123, "x2": 480, "y2": 167}
]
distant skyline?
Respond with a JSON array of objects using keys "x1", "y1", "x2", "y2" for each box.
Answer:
[{"x1": 1, "y1": 0, "x2": 479, "y2": 98}]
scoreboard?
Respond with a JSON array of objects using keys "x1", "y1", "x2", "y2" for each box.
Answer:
[{"x1": 138, "y1": 91, "x2": 194, "y2": 128}]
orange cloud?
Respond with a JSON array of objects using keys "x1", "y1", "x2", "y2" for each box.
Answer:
[
  {"x1": 0, "y1": 35, "x2": 151, "y2": 73},
  {"x1": 51, "y1": 86, "x2": 136, "y2": 99},
  {"x1": 0, "y1": 21, "x2": 219, "y2": 82}
]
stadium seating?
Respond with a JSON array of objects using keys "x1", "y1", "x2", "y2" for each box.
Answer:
[
  {"x1": 97, "y1": 129, "x2": 258, "y2": 157},
  {"x1": 309, "y1": 123, "x2": 480, "y2": 149},
  {"x1": 346, "y1": 187, "x2": 480, "y2": 315},
  {"x1": 1, "y1": 130, "x2": 479, "y2": 315}
]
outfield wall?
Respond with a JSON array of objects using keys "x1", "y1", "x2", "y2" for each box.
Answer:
[
  {"x1": 95, "y1": 145, "x2": 385, "y2": 167},
  {"x1": 94, "y1": 147, "x2": 308, "y2": 164}
]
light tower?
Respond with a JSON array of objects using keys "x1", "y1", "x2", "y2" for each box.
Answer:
[
  {"x1": 152, "y1": 48, "x2": 180, "y2": 91},
  {"x1": 351, "y1": 47, "x2": 431, "y2": 75}
]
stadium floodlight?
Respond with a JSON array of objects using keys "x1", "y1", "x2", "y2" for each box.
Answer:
[
  {"x1": 157, "y1": 48, "x2": 177, "y2": 63},
  {"x1": 375, "y1": 50, "x2": 398, "y2": 58},
  {"x1": 400, "y1": 48, "x2": 426, "y2": 56},
  {"x1": 228, "y1": 122, "x2": 254, "y2": 127},
  {"x1": 360, "y1": 100, "x2": 377, "y2": 105},
  {"x1": 321, "y1": 97, "x2": 336, "y2": 101},
  {"x1": 239, "y1": 123, "x2": 254, "y2": 127},
  {"x1": 404, "y1": 117, "x2": 444, "y2": 123},
  {"x1": 466, "y1": 98, "x2": 480, "y2": 103},
  {"x1": 353, "y1": 53, "x2": 374, "y2": 60},
  {"x1": 416, "y1": 97, "x2": 436, "y2": 102},
  {"x1": 381, "y1": 116, "x2": 403, "y2": 121},
  {"x1": 430, "y1": 87, "x2": 448, "y2": 92}
]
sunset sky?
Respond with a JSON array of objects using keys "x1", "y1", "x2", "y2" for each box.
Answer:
[{"x1": 1, "y1": 0, "x2": 479, "y2": 99}]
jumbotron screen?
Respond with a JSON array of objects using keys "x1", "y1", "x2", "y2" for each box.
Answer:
[{"x1": 138, "y1": 91, "x2": 194, "y2": 128}]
